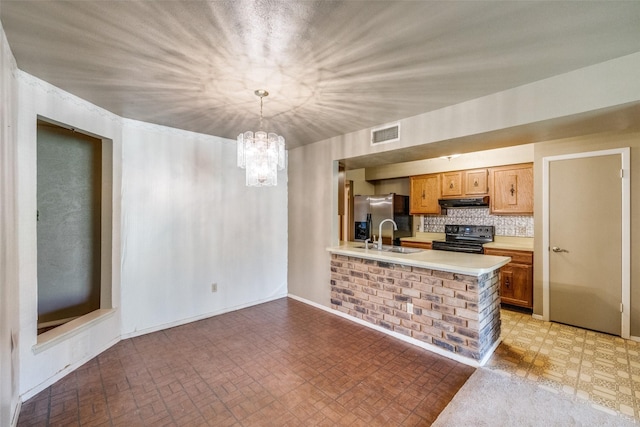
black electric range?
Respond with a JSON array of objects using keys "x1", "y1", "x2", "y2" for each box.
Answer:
[{"x1": 431, "y1": 224, "x2": 495, "y2": 254}]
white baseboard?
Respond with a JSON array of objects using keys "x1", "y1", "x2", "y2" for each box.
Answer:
[
  {"x1": 121, "y1": 293, "x2": 287, "y2": 339},
  {"x1": 21, "y1": 336, "x2": 120, "y2": 401},
  {"x1": 10, "y1": 400, "x2": 21, "y2": 427},
  {"x1": 22, "y1": 294, "x2": 287, "y2": 403},
  {"x1": 532, "y1": 313, "x2": 544, "y2": 321},
  {"x1": 287, "y1": 293, "x2": 493, "y2": 368}
]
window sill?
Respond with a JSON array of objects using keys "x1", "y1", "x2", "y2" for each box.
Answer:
[{"x1": 33, "y1": 308, "x2": 117, "y2": 355}]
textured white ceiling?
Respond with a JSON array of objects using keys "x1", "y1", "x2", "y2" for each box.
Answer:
[{"x1": 2, "y1": 1, "x2": 640, "y2": 151}]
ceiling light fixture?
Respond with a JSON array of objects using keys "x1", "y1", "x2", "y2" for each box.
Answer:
[
  {"x1": 439, "y1": 154, "x2": 461, "y2": 161},
  {"x1": 237, "y1": 90, "x2": 286, "y2": 187}
]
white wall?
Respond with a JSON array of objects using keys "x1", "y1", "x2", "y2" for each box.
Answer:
[
  {"x1": 287, "y1": 142, "x2": 337, "y2": 305},
  {"x1": 15, "y1": 72, "x2": 124, "y2": 399},
  {"x1": 120, "y1": 121, "x2": 287, "y2": 336},
  {"x1": 346, "y1": 168, "x2": 375, "y2": 196},
  {"x1": 12, "y1": 72, "x2": 288, "y2": 401},
  {"x1": 288, "y1": 52, "x2": 640, "y2": 310},
  {"x1": 0, "y1": 18, "x2": 20, "y2": 427}
]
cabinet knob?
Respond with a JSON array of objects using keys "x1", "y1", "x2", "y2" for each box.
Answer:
[
  {"x1": 510, "y1": 184, "x2": 515, "y2": 196},
  {"x1": 449, "y1": 182, "x2": 454, "y2": 189},
  {"x1": 505, "y1": 278, "x2": 510, "y2": 289},
  {"x1": 422, "y1": 190, "x2": 425, "y2": 199},
  {"x1": 473, "y1": 179, "x2": 479, "y2": 187}
]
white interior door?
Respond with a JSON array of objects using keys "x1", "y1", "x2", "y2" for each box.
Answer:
[{"x1": 544, "y1": 149, "x2": 629, "y2": 337}]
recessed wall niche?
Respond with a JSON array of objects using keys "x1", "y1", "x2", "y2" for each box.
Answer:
[{"x1": 36, "y1": 119, "x2": 113, "y2": 334}]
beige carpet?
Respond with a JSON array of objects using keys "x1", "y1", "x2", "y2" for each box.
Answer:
[{"x1": 432, "y1": 368, "x2": 638, "y2": 426}]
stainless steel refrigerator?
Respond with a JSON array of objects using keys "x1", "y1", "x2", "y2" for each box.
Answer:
[{"x1": 353, "y1": 194, "x2": 412, "y2": 244}]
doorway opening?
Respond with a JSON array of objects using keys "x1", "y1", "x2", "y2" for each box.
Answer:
[{"x1": 36, "y1": 119, "x2": 113, "y2": 335}]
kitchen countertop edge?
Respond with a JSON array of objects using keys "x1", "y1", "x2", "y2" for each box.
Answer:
[
  {"x1": 400, "y1": 235, "x2": 534, "y2": 252},
  {"x1": 327, "y1": 244, "x2": 510, "y2": 277}
]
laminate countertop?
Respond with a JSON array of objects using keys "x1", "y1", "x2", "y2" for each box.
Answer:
[
  {"x1": 400, "y1": 233, "x2": 534, "y2": 252},
  {"x1": 327, "y1": 242, "x2": 510, "y2": 277}
]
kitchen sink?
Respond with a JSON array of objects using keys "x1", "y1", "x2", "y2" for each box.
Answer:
[
  {"x1": 384, "y1": 246, "x2": 422, "y2": 254},
  {"x1": 353, "y1": 244, "x2": 422, "y2": 254}
]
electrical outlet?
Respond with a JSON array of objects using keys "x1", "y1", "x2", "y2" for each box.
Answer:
[
  {"x1": 407, "y1": 302, "x2": 413, "y2": 313},
  {"x1": 211, "y1": 283, "x2": 218, "y2": 293}
]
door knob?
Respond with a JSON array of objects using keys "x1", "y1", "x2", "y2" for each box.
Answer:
[{"x1": 552, "y1": 246, "x2": 569, "y2": 253}]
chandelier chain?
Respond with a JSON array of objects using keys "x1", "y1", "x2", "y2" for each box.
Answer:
[{"x1": 259, "y1": 95, "x2": 264, "y2": 130}]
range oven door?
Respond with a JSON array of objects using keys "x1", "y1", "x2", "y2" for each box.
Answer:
[{"x1": 431, "y1": 240, "x2": 485, "y2": 254}]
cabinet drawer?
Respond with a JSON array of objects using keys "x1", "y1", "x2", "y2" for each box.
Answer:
[
  {"x1": 401, "y1": 241, "x2": 432, "y2": 250},
  {"x1": 484, "y1": 248, "x2": 533, "y2": 264}
]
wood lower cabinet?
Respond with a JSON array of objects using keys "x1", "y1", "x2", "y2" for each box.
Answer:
[
  {"x1": 410, "y1": 174, "x2": 441, "y2": 215},
  {"x1": 401, "y1": 241, "x2": 432, "y2": 250},
  {"x1": 484, "y1": 248, "x2": 533, "y2": 309}
]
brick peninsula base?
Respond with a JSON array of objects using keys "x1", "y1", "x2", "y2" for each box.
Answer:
[{"x1": 330, "y1": 253, "x2": 501, "y2": 362}]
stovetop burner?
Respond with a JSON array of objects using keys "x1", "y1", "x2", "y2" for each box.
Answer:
[{"x1": 432, "y1": 224, "x2": 495, "y2": 254}]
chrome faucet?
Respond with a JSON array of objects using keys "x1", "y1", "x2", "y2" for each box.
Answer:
[{"x1": 377, "y1": 219, "x2": 398, "y2": 250}]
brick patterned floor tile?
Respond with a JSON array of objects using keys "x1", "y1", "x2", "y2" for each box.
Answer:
[{"x1": 18, "y1": 298, "x2": 474, "y2": 426}]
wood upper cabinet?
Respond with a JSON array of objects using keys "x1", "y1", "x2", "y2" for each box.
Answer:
[
  {"x1": 464, "y1": 169, "x2": 489, "y2": 195},
  {"x1": 484, "y1": 248, "x2": 533, "y2": 309},
  {"x1": 410, "y1": 174, "x2": 441, "y2": 215},
  {"x1": 441, "y1": 171, "x2": 463, "y2": 197},
  {"x1": 489, "y1": 163, "x2": 533, "y2": 215},
  {"x1": 441, "y1": 169, "x2": 488, "y2": 198}
]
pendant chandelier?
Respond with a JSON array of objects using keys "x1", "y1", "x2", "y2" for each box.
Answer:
[{"x1": 237, "y1": 89, "x2": 286, "y2": 187}]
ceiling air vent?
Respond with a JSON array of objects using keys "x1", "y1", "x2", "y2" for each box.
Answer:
[{"x1": 371, "y1": 123, "x2": 400, "y2": 145}]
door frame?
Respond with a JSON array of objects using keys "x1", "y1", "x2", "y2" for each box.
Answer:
[{"x1": 542, "y1": 147, "x2": 630, "y2": 338}]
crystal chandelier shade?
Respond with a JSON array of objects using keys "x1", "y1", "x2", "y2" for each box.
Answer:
[{"x1": 237, "y1": 90, "x2": 286, "y2": 187}]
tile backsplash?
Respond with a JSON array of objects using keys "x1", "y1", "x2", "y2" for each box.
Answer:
[{"x1": 421, "y1": 208, "x2": 533, "y2": 237}]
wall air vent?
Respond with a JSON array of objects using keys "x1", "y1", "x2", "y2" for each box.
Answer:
[{"x1": 371, "y1": 123, "x2": 400, "y2": 145}]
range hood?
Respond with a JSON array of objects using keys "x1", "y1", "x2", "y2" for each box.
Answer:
[{"x1": 438, "y1": 196, "x2": 490, "y2": 209}]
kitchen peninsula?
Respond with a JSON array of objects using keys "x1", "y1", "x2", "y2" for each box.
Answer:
[{"x1": 327, "y1": 243, "x2": 510, "y2": 365}]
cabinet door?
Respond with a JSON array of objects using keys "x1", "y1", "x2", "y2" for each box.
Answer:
[
  {"x1": 499, "y1": 263, "x2": 533, "y2": 308},
  {"x1": 441, "y1": 171, "x2": 463, "y2": 197},
  {"x1": 485, "y1": 248, "x2": 533, "y2": 309},
  {"x1": 464, "y1": 169, "x2": 488, "y2": 195},
  {"x1": 489, "y1": 163, "x2": 533, "y2": 214},
  {"x1": 410, "y1": 174, "x2": 441, "y2": 214}
]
